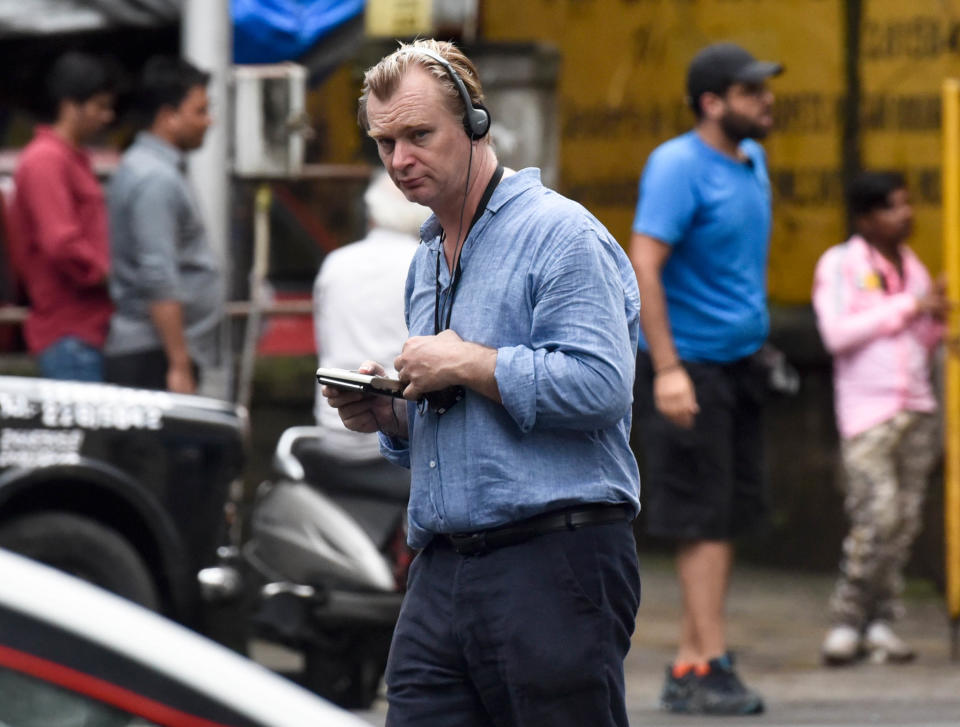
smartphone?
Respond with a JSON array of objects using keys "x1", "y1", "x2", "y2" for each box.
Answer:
[{"x1": 316, "y1": 367, "x2": 405, "y2": 398}]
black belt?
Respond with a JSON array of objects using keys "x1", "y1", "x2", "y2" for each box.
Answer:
[{"x1": 440, "y1": 504, "x2": 632, "y2": 556}]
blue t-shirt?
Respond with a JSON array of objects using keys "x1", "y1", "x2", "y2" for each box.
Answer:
[{"x1": 633, "y1": 130, "x2": 772, "y2": 363}]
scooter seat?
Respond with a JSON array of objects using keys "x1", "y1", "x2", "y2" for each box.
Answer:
[{"x1": 291, "y1": 437, "x2": 411, "y2": 503}]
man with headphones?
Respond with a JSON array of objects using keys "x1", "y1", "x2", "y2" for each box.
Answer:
[{"x1": 321, "y1": 39, "x2": 641, "y2": 726}]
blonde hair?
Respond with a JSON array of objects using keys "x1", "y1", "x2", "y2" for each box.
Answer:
[{"x1": 357, "y1": 39, "x2": 486, "y2": 136}]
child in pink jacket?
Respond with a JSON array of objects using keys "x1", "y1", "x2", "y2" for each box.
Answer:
[{"x1": 812, "y1": 171, "x2": 947, "y2": 666}]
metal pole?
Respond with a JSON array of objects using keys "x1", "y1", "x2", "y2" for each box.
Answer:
[
  {"x1": 236, "y1": 184, "x2": 272, "y2": 414},
  {"x1": 182, "y1": 0, "x2": 232, "y2": 400},
  {"x1": 940, "y1": 78, "x2": 960, "y2": 660}
]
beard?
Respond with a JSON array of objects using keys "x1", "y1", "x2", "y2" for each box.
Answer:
[{"x1": 720, "y1": 109, "x2": 770, "y2": 142}]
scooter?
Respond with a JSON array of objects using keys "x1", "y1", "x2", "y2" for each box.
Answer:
[{"x1": 203, "y1": 425, "x2": 413, "y2": 709}]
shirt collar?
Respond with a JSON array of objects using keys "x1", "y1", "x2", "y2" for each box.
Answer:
[
  {"x1": 850, "y1": 234, "x2": 910, "y2": 289},
  {"x1": 419, "y1": 167, "x2": 542, "y2": 249},
  {"x1": 850, "y1": 234, "x2": 902, "y2": 270},
  {"x1": 134, "y1": 131, "x2": 187, "y2": 171},
  {"x1": 689, "y1": 130, "x2": 756, "y2": 168},
  {"x1": 34, "y1": 125, "x2": 90, "y2": 162}
]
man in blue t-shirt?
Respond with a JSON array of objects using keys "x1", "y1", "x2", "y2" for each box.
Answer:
[{"x1": 630, "y1": 42, "x2": 782, "y2": 716}]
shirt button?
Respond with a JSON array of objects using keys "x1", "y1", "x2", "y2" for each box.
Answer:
[{"x1": 429, "y1": 460, "x2": 437, "y2": 469}]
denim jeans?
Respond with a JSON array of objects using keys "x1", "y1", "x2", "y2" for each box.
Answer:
[{"x1": 37, "y1": 337, "x2": 104, "y2": 382}]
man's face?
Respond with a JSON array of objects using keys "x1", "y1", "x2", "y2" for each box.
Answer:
[
  {"x1": 864, "y1": 187, "x2": 914, "y2": 243},
  {"x1": 365, "y1": 66, "x2": 470, "y2": 212},
  {"x1": 170, "y1": 85, "x2": 212, "y2": 152},
  {"x1": 718, "y1": 80, "x2": 775, "y2": 141},
  {"x1": 73, "y1": 92, "x2": 115, "y2": 142}
]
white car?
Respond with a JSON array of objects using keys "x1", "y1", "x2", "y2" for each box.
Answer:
[{"x1": 0, "y1": 548, "x2": 369, "y2": 727}]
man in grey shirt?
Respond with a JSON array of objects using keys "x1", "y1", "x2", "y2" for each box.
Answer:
[{"x1": 105, "y1": 56, "x2": 221, "y2": 394}]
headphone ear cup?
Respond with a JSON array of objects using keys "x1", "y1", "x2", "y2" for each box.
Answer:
[{"x1": 465, "y1": 102, "x2": 491, "y2": 140}]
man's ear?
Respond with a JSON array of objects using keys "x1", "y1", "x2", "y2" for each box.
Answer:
[
  {"x1": 152, "y1": 104, "x2": 177, "y2": 131},
  {"x1": 57, "y1": 99, "x2": 77, "y2": 124},
  {"x1": 699, "y1": 92, "x2": 725, "y2": 120},
  {"x1": 852, "y1": 213, "x2": 870, "y2": 237}
]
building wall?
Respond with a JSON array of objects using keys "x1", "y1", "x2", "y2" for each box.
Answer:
[
  {"x1": 481, "y1": 0, "x2": 960, "y2": 305},
  {"x1": 859, "y1": 0, "x2": 960, "y2": 284},
  {"x1": 312, "y1": 1, "x2": 960, "y2": 305}
]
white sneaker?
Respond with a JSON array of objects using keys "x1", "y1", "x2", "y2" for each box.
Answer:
[
  {"x1": 865, "y1": 622, "x2": 915, "y2": 663},
  {"x1": 821, "y1": 625, "x2": 862, "y2": 665}
]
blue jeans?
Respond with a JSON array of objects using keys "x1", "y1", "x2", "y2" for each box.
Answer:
[
  {"x1": 385, "y1": 519, "x2": 641, "y2": 727},
  {"x1": 37, "y1": 337, "x2": 104, "y2": 382}
]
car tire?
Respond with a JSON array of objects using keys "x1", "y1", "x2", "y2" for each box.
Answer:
[{"x1": 0, "y1": 511, "x2": 159, "y2": 610}]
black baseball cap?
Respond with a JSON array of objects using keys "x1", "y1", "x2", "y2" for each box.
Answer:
[{"x1": 686, "y1": 43, "x2": 783, "y2": 110}]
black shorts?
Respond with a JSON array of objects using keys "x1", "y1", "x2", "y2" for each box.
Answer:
[{"x1": 633, "y1": 350, "x2": 767, "y2": 541}]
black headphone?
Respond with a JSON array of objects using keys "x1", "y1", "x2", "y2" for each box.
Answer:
[{"x1": 405, "y1": 46, "x2": 491, "y2": 141}]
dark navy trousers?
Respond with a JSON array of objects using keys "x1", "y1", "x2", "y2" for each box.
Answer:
[{"x1": 385, "y1": 519, "x2": 641, "y2": 727}]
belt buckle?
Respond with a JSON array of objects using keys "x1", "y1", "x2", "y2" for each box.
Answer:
[{"x1": 450, "y1": 531, "x2": 487, "y2": 556}]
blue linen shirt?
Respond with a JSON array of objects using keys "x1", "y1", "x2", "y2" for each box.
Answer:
[
  {"x1": 380, "y1": 168, "x2": 641, "y2": 548},
  {"x1": 633, "y1": 131, "x2": 772, "y2": 363}
]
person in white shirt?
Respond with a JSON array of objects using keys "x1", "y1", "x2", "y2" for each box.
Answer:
[{"x1": 312, "y1": 170, "x2": 431, "y2": 460}]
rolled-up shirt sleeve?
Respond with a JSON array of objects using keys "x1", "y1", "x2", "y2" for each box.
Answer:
[
  {"x1": 495, "y1": 231, "x2": 635, "y2": 433},
  {"x1": 378, "y1": 431, "x2": 411, "y2": 469},
  {"x1": 127, "y1": 177, "x2": 181, "y2": 301}
]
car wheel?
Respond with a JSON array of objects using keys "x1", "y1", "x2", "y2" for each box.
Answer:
[{"x1": 0, "y1": 511, "x2": 159, "y2": 609}]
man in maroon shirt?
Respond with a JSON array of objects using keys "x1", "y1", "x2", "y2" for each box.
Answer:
[{"x1": 11, "y1": 52, "x2": 115, "y2": 381}]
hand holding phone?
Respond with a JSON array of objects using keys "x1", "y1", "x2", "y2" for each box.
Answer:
[{"x1": 316, "y1": 367, "x2": 405, "y2": 398}]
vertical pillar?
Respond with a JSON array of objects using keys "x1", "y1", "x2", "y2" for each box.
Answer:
[
  {"x1": 940, "y1": 78, "x2": 960, "y2": 660},
  {"x1": 182, "y1": 0, "x2": 232, "y2": 399}
]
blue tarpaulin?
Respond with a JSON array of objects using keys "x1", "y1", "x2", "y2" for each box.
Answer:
[{"x1": 233, "y1": 0, "x2": 365, "y2": 64}]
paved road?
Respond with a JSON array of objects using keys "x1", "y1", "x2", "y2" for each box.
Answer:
[{"x1": 344, "y1": 555, "x2": 960, "y2": 726}]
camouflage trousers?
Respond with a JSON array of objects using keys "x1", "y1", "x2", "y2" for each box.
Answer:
[{"x1": 828, "y1": 410, "x2": 939, "y2": 628}]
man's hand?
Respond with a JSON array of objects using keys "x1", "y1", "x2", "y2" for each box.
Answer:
[
  {"x1": 166, "y1": 360, "x2": 196, "y2": 394},
  {"x1": 321, "y1": 360, "x2": 406, "y2": 437},
  {"x1": 917, "y1": 274, "x2": 951, "y2": 321},
  {"x1": 653, "y1": 367, "x2": 699, "y2": 429},
  {"x1": 394, "y1": 330, "x2": 501, "y2": 403},
  {"x1": 394, "y1": 330, "x2": 467, "y2": 401},
  {"x1": 150, "y1": 300, "x2": 195, "y2": 394}
]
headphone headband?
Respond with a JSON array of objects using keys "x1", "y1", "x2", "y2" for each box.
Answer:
[{"x1": 402, "y1": 46, "x2": 491, "y2": 141}]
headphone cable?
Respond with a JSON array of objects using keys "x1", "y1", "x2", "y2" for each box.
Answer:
[
  {"x1": 435, "y1": 140, "x2": 475, "y2": 333},
  {"x1": 452, "y1": 141, "x2": 476, "y2": 278},
  {"x1": 433, "y1": 143, "x2": 502, "y2": 334}
]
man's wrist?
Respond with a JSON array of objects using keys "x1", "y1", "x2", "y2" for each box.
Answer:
[
  {"x1": 456, "y1": 342, "x2": 497, "y2": 384},
  {"x1": 654, "y1": 361, "x2": 683, "y2": 376},
  {"x1": 377, "y1": 397, "x2": 406, "y2": 438}
]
